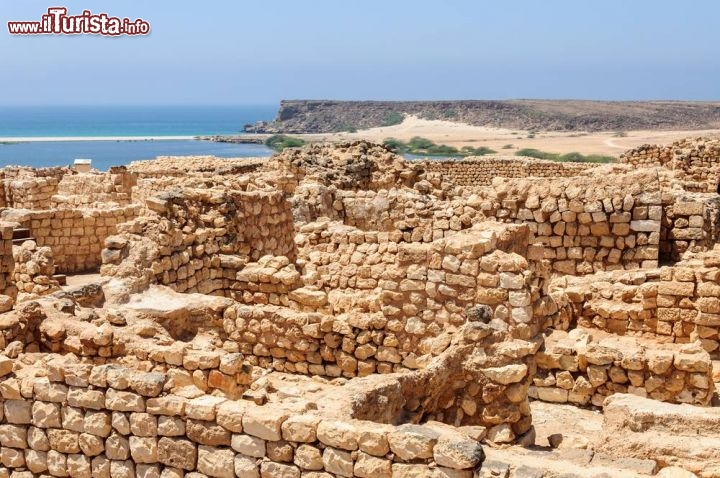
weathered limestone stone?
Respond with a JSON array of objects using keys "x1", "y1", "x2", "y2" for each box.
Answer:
[
  {"x1": 282, "y1": 415, "x2": 320, "y2": 443},
  {"x1": 4, "y1": 400, "x2": 31, "y2": 424},
  {"x1": 388, "y1": 425, "x2": 439, "y2": 460},
  {"x1": 129, "y1": 436, "x2": 158, "y2": 463},
  {"x1": 0, "y1": 425, "x2": 27, "y2": 448},
  {"x1": 322, "y1": 447, "x2": 354, "y2": 477},
  {"x1": 48, "y1": 429, "x2": 80, "y2": 453},
  {"x1": 481, "y1": 364, "x2": 528, "y2": 385},
  {"x1": 215, "y1": 401, "x2": 245, "y2": 432},
  {"x1": 197, "y1": 446, "x2": 235, "y2": 478},
  {"x1": 186, "y1": 419, "x2": 231, "y2": 446},
  {"x1": 105, "y1": 433, "x2": 130, "y2": 460},
  {"x1": 354, "y1": 451, "x2": 392, "y2": 478},
  {"x1": 84, "y1": 411, "x2": 112, "y2": 437},
  {"x1": 433, "y1": 437, "x2": 485, "y2": 469},
  {"x1": 294, "y1": 444, "x2": 323, "y2": 470},
  {"x1": 234, "y1": 454, "x2": 260, "y2": 478},
  {"x1": 158, "y1": 437, "x2": 197, "y2": 470},
  {"x1": 67, "y1": 453, "x2": 92, "y2": 478},
  {"x1": 105, "y1": 389, "x2": 145, "y2": 412},
  {"x1": 110, "y1": 459, "x2": 135, "y2": 478},
  {"x1": 242, "y1": 406, "x2": 288, "y2": 441},
  {"x1": 231, "y1": 434, "x2": 265, "y2": 458},
  {"x1": 317, "y1": 420, "x2": 359, "y2": 451}
]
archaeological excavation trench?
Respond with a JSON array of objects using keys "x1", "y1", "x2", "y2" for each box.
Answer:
[{"x1": 0, "y1": 139, "x2": 718, "y2": 477}]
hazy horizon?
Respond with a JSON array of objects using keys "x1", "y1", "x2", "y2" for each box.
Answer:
[{"x1": 2, "y1": 0, "x2": 719, "y2": 105}]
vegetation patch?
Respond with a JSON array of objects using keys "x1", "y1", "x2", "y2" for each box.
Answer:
[
  {"x1": 265, "y1": 135, "x2": 306, "y2": 151},
  {"x1": 515, "y1": 148, "x2": 615, "y2": 163},
  {"x1": 383, "y1": 112, "x2": 405, "y2": 127},
  {"x1": 384, "y1": 137, "x2": 496, "y2": 157}
]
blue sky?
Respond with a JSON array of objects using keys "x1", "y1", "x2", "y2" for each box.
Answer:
[{"x1": 1, "y1": 0, "x2": 718, "y2": 105}]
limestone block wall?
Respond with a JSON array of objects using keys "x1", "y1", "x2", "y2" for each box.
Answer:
[
  {"x1": 317, "y1": 169, "x2": 665, "y2": 276},
  {"x1": 52, "y1": 169, "x2": 136, "y2": 207},
  {"x1": 560, "y1": 254, "x2": 720, "y2": 356},
  {"x1": 532, "y1": 330, "x2": 713, "y2": 407},
  {"x1": 415, "y1": 157, "x2": 597, "y2": 186},
  {"x1": 661, "y1": 195, "x2": 720, "y2": 261},
  {"x1": 619, "y1": 137, "x2": 720, "y2": 192},
  {"x1": 3, "y1": 206, "x2": 142, "y2": 274},
  {"x1": 227, "y1": 223, "x2": 542, "y2": 370},
  {"x1": 0, "y1": 178, "x2": 59, "y2": 210},
  {"x1": 102, "y1": 189, "x2": 296, "y2": 296},
  {"x1": 0, "y1": 360, "x2": 485, "y2": 477}
]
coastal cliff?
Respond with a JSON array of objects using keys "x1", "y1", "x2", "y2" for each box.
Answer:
[{"x1": 245, "y1": 99, "x2": 720, "y2": 134}]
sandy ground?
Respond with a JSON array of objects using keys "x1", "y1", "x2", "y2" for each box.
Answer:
[{"x1": 301, "y1": 116, "x2": 720, "y2": 157}]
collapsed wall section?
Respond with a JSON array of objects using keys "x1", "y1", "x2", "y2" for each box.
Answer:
[{"x1": 101, "y1": 188, "x2": 296, "y2": 297}]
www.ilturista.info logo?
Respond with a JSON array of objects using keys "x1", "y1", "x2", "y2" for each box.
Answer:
[{"x1": 8, "y1": 7, "x2": 150, "y2": 36}]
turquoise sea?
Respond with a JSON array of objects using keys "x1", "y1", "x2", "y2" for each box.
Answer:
[{"x1": 0, "y1": 105, "x2": 277, "y2": 171}]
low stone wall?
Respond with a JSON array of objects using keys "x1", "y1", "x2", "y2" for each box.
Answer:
[
  {"x1": 52, "y1": 169, "x2": 136, "y2": 207},
  {"x1": 319, "y1": 167, "x2": 665, "y2": 275},
  {"x1": 0, "y1": 177, "x2": 59, "y2": 210},
  {"x1": 661, "y1": 194, "x2": 720, "y2": 261},
  {"x1": 532, "y1": 329, "x2": 713, "y2": 407},
  {"x1": 0, "y1": 360, "x2": 485, "y2": 478},
  {"x1": 560, "y1": 254, "x2": 720, "y2": 356},
  {"x1": 415, "y1": 157, "x2": 597, "y2": 186},
  {"x1": 619, "y1": 137, "x2": 720, "y2": 192},
  {"x1": 3, "y1": 206, "x2": 142, "y2": 274}
]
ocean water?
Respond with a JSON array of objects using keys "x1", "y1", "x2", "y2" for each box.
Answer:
[
  {"x1": 0, "y1": 105, "x2": 277, "y2": 170},
  {"x1": 0, "y1": 105, "x2": 276, "y2": 138}
]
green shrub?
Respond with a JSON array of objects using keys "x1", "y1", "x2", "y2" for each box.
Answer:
[
  {"x1": 408, "y1": 136, "x2": 435, "y2": 150},
  {"x1": 383, "y1": 138, "x2": 407, "y2": 153},
  {"x1": 516, "y1": 148, "x2": 615, "y2": 163},
  {"x1": 461, "y1": 146, "x2": 496, "y2": 156},
  {"x1": 515, "y1": 148, "x2": 558, "y2": 160},
  {"x1": 502, "y1": 144, "x2": 514, "y2": 149},
  {"x1": 340, "y1": 124, "x2": 358, "y2": 133},
  {"x1": 265, "y1": 135, "x2": 305, "y2": 151},
  {"x1": 384, "y1": 112, "x2": 404, "y2": 126}
]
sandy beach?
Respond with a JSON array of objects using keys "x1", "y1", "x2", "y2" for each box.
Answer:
[{"x1": 0, "y1": 136, "x2": 197, "y2": 143}]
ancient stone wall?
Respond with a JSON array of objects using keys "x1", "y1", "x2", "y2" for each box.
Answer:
[
  {"x1": 102, "y1": 189, "x2": 296, "y2": 296},
  {"x1": 12, "y1": 242, "x2": 59, "y2": 298},
  {"x1": 558, "y1": 253, "x2": 720, "y2": 358},
  {"x1": 327, "y1": 168, "x2": 663, "y2": 275},
  {"x1": 661, "y1": 194, "x2": 720, "y2": 261},
  {"x1": 619, "y1": 137, "x2": 720, "y2": 192},
  {"x1": 0, "y1": 222, "x2": 17, "y2": 305},
  {"x1": 0, "y1": 177, "x2": 59, "y2": 210},
  {"x1": 3, "y1": 206, "x2": 142, "y2": 274},
  {"x1": 225, "y1": 223, "x2": 543, "y2": 376},
  {"x1": 0, "y1": 359, "x2": 485, "y2": 478},
  {"x1": 52, "y1": 169, "x2": 136, "y2": 207},
  {"x1": 532, "y1": 329, "x2": 713, "y2": 407},
  {"x1": 415, "y1": 157, "x2": 597, "y2": 186}
]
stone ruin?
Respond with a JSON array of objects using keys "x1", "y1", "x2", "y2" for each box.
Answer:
[{"x1": 0, "y1": 139, "x2": 717, "y2": 477}]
